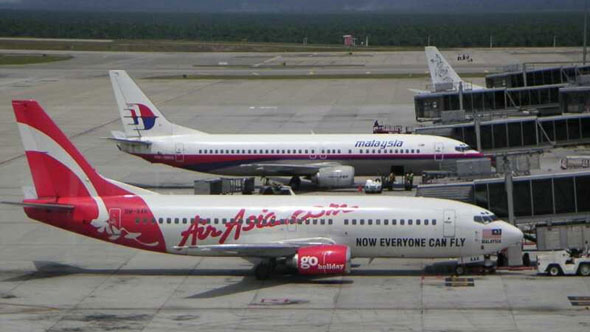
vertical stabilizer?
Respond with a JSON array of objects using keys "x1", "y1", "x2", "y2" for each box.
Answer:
[
  {"x1": 12, "y1": 100, "x2": 137, "y2": 198},
  {"x1": 109, "y1": 70, "x2": 203, "y2": 137},
  {"x1": 425, "y1": 46, "x2": 463, "y2": 88}
]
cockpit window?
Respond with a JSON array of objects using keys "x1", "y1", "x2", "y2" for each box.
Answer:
[
  {"x1": 455, "y1": 144, "x2": 471, "y2": 152},
  {"x1": 474, "y1": 212, "x2": 498, "y2": 224}
]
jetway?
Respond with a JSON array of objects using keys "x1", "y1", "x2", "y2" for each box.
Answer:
[
  {"x1": 486, "y1": 64, "x2": 590, "y2": 89},
  {"x1": 415, "y1": 84, "x2": 563, "y2": 121},
  {"x1": 417, "y1": 171, "x2": 590, "y2": 222},
  {"x1": 414, "y1": 113, "x2": 590, "y2": 151}
]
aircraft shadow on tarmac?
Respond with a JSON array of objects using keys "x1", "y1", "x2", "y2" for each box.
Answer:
[{"x1": 1, "y1": 261, "x2": 459, "y2": 298}]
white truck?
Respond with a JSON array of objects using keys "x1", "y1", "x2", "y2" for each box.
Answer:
[
  {"x1": 364, "y1": 178, "x2": 383, "y2": 194},
  {"x1": 537, "y1": 250, "x2": 590, "y2": 276}
]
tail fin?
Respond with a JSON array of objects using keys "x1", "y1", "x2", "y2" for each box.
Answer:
[
  {"x1": 109, "y1": 70, "x2": 204, "y2": 137},
  {"x1": 12, "y1": 100, "x2": 143, "y2": 199},
  {"x1": 425, "y1": 46, "x2": 463, "y2": 88}
]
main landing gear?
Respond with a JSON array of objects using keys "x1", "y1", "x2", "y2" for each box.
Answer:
[
  {"x1": 289, "y1": 176, "x2": 301, "y2": 190},
  {"x1": 254, "y1": 259, "x2": 276, "y2": 280}
]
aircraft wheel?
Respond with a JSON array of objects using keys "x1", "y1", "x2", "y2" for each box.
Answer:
[
  {"x1": 455, "y1": 265, "x2": 465, "y2": 276},
  {"x1": 289, "y1": 176, "x2": 301, "y2": 190},
  {"x1": 578, "y1": 263, "x2": 590, "y2": 276},
  {"x1": 254, "y1": 263, "x2": 272, "y2": 280},
  {"x1": 547, "y1": 264, "x2": 562, "y2": 276}
]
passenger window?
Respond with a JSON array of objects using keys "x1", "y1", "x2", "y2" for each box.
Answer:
[
  {"x1": 320, "y1": 219, "x2": 325, "y2": 225},
  {"x1": 384, "y1": 219, "x2": 389, "y2": 225},
  {"x1": 417, "y1": 149, "x2": 420, "y2": 153},
  {"x1": 400, "y1": 219, "x2": 405, "y2": 225},
  {"x1": 360, "y1": 219, "x2": 365, "y2": 225},
  {"x1": 214, "y1": 218, "x2": 219, "y2": 224},
  {"x1": 432, "y1": 219, "x2": 437, "y2": 225},
  {"x1": 313, "y1": 219, "x2": 318, "y2": 225},
  {"x1": 349, "y1": 149, "x2": 352, "y2": 153},
  {"x1": 392, "y1": 219, "x2": 397, "y2": 225},
  {"x1": 368, "y1": 219, "x2": 372, "y2": 225},
  {"x1": 424, "y1": 219, "x2": 429, "y2": 225},
  {"x1": 166, "y1": 218, "x2": 171, "y2": 224},
  {"x1": 305, "y1": 150, "x2": 308, "y2": 153},
  {"x1": 376, "y1": 219, "x2": 381, "y2": 225},
  {"x1": 416, "y1": 219, "x2": 421, "y2": 225},
  {"x1": 395, "y1": 149, "x2": 399, "y2": 153},
  {"x1": 222, "y1": 218, "x2": 227, "y2": 224},
  {"x1": 408, "y1": 219, "x2": 413, "y2": 225},
  {"x1": 152, "y1": 218, "x2": 156, "y2": 224},
  {"x1": 328, "y1": 219, "x2": 333, "y2": 225},
  {"x1": 135, "y1": 218, "x2": 140, "y2": 224},
  {"x1": 159, "y1": 218, "x2": 163, "y2": 224},
  {"x1": 352, "y1": 219, "x2": 357, "y2": 225},
  {"x1": 344, "y1": 219, "x2": 349, "y2": 225},
  {"x1": 182, "y1": 218, "x2": 187, "y2": 224}
]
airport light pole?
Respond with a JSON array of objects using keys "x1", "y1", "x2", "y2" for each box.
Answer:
[{"x1": 584, "y1": 0, "x2": 588, "y2": 64}]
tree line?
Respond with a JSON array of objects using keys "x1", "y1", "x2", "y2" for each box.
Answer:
[{"x1": 0, "y1": 10, "x2": 586, "y2": 47}]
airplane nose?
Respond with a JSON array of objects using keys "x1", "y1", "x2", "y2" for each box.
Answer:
[{"x1": 503, "y1": 222, "x2": 523, "y2": 245}]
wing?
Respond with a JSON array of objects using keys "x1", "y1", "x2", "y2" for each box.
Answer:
[
  {"x1": 173, "y1": 237, "x2": 336, "y2": 257},
  {"x1": 240, "y1": 162, "x2": 342, "y2": 176}
]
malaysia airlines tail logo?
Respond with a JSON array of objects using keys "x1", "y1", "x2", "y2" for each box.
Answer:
[{"x1": 124, "y1": 103, "x2": 158, "y2": 130}]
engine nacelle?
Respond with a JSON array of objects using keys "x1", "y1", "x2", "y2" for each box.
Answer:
[
  {"x1": 311, "y1": 166, "x2": 354, "y2": 188},
  {"x1": 289, "y1": 245, "x2": 351, "y2": 275}
]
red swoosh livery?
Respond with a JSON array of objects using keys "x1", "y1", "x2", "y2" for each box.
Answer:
[{"x1": 10, "y1": 100, "x2": 522, "y2": 279}]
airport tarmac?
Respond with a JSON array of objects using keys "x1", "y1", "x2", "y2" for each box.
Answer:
[{"x1": 1, "y1": 48, "x2": 590, "y2": 331}]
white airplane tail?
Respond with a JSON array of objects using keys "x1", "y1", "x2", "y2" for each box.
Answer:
[
  {"x1": 109, "y1": 70, "x2": 205, "y2": 137},
  {"x1": 425, "y1": 46, "x2": 463, "y2": 88}
]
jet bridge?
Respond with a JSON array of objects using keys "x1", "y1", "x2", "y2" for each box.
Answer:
[
  {"x1": 414, "y1": 84, "x2": 563, "y2": 122},
  {"x1": 417, "y1": 171, "x2": 590, "y2": 224},
  {"x1": 486, "y1": 64, "x2": 590, "y2": 89},
  {"x1": 414, "y1": 113, "x2": 590, "y2": 151}
]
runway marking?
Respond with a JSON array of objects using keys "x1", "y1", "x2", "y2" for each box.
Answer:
[
  {"x1": 444, "y1": 277, "x2": 474, "y2": 287},
  {"x1": 252, "y1": 56, "x2": 282, "y2": 68},
  {"x1": 568, "y1": 296, "x2": 590, "y2": 306}
]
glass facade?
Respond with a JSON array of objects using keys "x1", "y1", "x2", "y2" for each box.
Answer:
[
  {"x1": 486, "y1": 65, "x2": 590, "y2": 89},
  {"x1": 473, "y1": 174, "x2": 590, "y2": 218},
  {"x1": 415, "y1": 114, "x2": 590, "y2": 152},
  {"x1": 415, "y1": 85, "x2": 561, "y2": 120}
]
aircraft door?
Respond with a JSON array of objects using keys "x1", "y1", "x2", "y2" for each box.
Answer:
[
  {"x1": 175, "y1": 143, "x2": 184, "y2": 163},
  {"x1": 443, "y1": 209, "x2": 456, "y2": 237},
  {"x1": 434, "y1": 142, "x2": 444, "y2": 161},
  {"x1": 108, "y1": 208, "x2": 121, "y2": 233}
]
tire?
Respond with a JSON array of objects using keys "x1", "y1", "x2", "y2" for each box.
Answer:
[
  {"x1": 455, "y1": 265, "x2": 465, "y2": 276},
  {"x1": 254, "y1": 263, "x2": 272, "y2": 280},
  {"x1": 578, "y1": 263, "x2": 590, "y2": 276},
  {"x1": 547, "y1": 265, "x2": 562, "y2": 276}
]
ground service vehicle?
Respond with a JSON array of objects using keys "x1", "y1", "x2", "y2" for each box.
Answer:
[{"x1": 537, "y1": 250, "x2": 590, "y2": 276}]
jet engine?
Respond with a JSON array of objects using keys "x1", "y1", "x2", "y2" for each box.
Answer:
[
  {"x1": 288, "y1": 245, "x2": 351, "y2": 275},
  {"x1": 311, "y1": 166, "x2": 354, "y2": 188}
]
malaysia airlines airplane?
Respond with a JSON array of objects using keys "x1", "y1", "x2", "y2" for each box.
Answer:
[
  {"x1": 424, "y1": 46, "x2": 485, "y2": 92},
  {"x1": 109, "y1": 70, "x2": 484, "y2": 188},
  {"x1": 8, "y1": 100, "x2": 522, "y2": 279}
]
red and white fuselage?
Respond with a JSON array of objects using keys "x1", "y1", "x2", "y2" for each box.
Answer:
[{"x1": 11, "y1": 100, "x2": 522, "y2": 278}]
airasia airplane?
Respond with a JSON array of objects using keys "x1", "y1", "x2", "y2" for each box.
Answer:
[
  {"x1": 109, "y1": 70, "x2": 484, "y2": 188},
  {"x1": 8, "y1": 100, "x2": 522, "y2": 279},
  {"x1": 424, "y1": 46, "x2": 485, "y2": 92}
]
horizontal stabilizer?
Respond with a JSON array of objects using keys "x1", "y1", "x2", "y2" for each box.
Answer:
[{"x1": 2, "y1": 201, "x2": 75, "y2": 210}]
